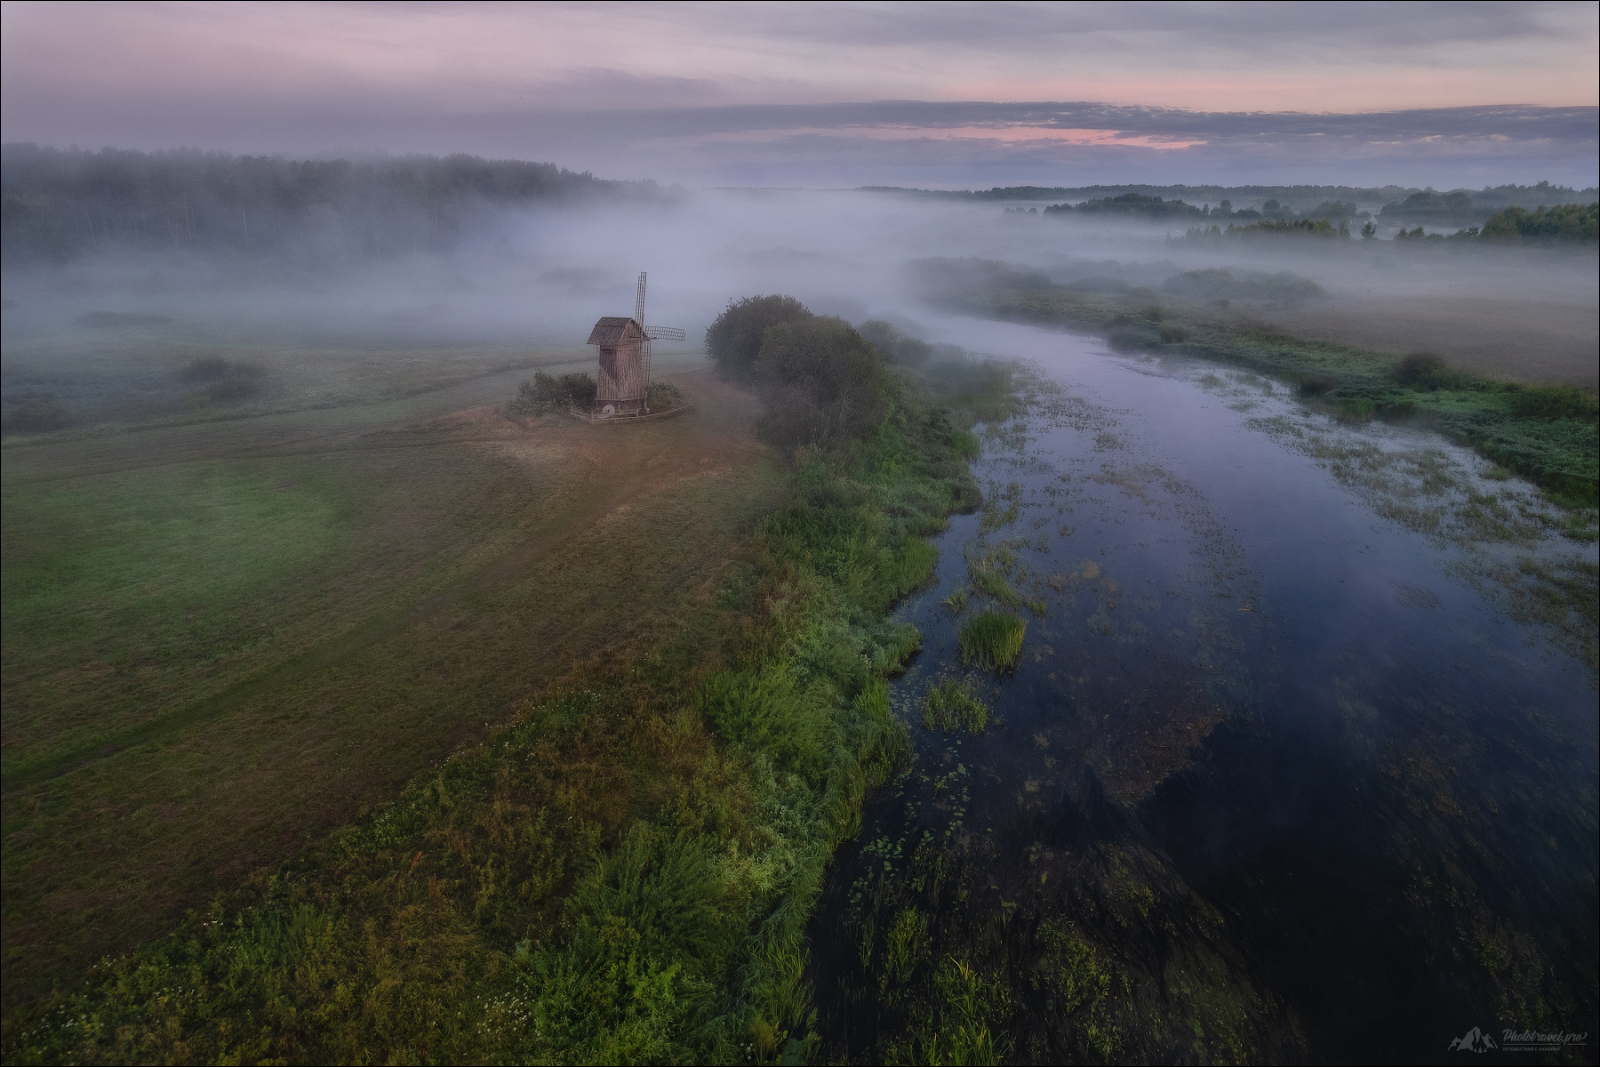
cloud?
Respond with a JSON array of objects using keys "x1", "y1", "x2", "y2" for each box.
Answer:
[{"x1": 2, "y1": 2, "x2": 1594, "y2": 187}]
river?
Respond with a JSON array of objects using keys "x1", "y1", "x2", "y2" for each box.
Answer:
[{"x1": 807, "y1": 319, "x2": 1598, "y2": 1064}]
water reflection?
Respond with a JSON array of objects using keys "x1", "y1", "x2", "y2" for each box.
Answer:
[{"x1": 808, "y1": 322, "x2": 1597, "y2": 1063}]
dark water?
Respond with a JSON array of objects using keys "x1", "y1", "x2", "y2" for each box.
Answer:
[{"x1": 808, "y1": 321, "x2": 1598, "y2": 1064}]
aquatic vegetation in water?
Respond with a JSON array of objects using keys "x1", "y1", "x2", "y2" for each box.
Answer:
[
  {"x1": 922, "y1": 678, "x2": 990, "y2": 734},
  {"x1": 959, "y1": 612, "x2": 1026, "y2": 671}
]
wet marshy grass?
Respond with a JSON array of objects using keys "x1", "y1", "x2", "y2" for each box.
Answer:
[
  {"x1": 959, "y1": 611, "x2": 1026, "y2": 671},
  {"x1": 922, "y1": 677, "x2": 989, "y2": 734},
  {"x1": 930, "y1": 262, "x2": 1600, "y2": 511}
]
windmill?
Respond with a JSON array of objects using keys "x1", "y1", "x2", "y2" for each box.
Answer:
[{"x1": 585, "y1": 272, "x2": 685, "y2": 418}]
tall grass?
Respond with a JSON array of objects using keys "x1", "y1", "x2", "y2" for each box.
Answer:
[
  {"x1": 959, "y1": 612, "x2": 1026, "y2": 672},
  {"x1": 922, "y1": 678, "x2": 990, "y2": 734},
  {"x1": 4, "y1": 374, "x2": 995, "y2": 1065}
]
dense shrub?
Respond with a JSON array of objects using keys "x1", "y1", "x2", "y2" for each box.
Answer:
[
  {"x1": 1394, "y1": 352, "x2": 1454, "y2": 389},
  {"x1": 858, "y1": 319, "x2": 933, "y2": 367},
  {"x1": 1508, "y1": 384, "x2": 1599, "y2": 421},
  {"x1": 1480, "y1": 202, "x2": 1599, "y2": 242},
  {"x1": 176, "y1": 357, "x2": 267, "y2": 401},
  {"x1": 704, "y1": 295, "x2": 814, "y2": 383},
  {"x1": 646, "y1": 380, "x2": 684, "y2": 411},
  {"x1": 753, "y1": 316, "x2": 897, "y2": 446},
  {"x1": 509, "y1": 371, "x2": 596, "y2": 415}
]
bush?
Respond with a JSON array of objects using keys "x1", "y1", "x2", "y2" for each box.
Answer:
[
  {"x1": 753, "y1": 316, "x2": 896, "y2": 446},
  {"x1": 1508, "y1": 384, "x2": 1599, "y2": 421},
  {"x1": 647, "y1": 380, "x2": 684, "y2": 411},
  {"x1": 1394, "y1": 352, "x2": 1453, "y2": 389},
  {"x1": 705, "y1": 295, "x2": 813, "y2": 383},
  {"x1": 511, "y1": 371, "x2": 596, "y2": 415},
  {"x1": 858, "y1": 320, "x2": 933, "y2": 367},
  {"x1": 176, "y1": 357, "x2": 266, "y2": 402},
  {"x1": 1481, "y1": 202, "x2": 1599, "y2": 242},
  {"x1": 1159, "y1": 325, "x2": 1191, "y2": 344}
]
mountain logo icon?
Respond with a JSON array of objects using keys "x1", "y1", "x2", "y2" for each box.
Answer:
[{"x1": 1448, "y1": 1026, "x2": 1499, "y2": 1052}]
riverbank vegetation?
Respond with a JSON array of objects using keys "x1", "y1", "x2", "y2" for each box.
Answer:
[
  {"x1": 911, "y1": 257, "x2": 1599, "y2": 513},
  {"x1": 3, "y1": 300, "x2": 1018, "y2": 1064}
]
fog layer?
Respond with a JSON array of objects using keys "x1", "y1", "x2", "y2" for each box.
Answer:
[{"x1": 4, "y1": 176, "x2": 1597, "y2": 433}]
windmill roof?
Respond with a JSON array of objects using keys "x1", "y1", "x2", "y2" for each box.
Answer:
[{"x1": 587, "y1": 316, "x2": 641, "y2": 346}]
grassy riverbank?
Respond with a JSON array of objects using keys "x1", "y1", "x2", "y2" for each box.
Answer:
[
  {"x1": 3, "y1": 347, "x2": 1012, "y2": 1063},
  {"x1": 912, "y1": 259, "x2": 1599, "y2": 518}
]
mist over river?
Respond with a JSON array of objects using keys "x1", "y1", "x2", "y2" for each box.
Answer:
[{"x1": 809, "y1": 319, "x2": 1598, "y2": 1063}]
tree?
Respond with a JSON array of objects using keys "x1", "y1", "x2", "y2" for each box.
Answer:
[
  {"x1": 753, "y1": 316, "x2": 895, "y2": 446},
  {"x1": 704, "y1": 295, "x2": 813, "y2": 383},
  {"x1": 1361, "y1": 221, "x2": 1377, "y2": 239}
]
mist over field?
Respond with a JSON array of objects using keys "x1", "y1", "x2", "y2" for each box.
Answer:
[
  {"x1": 3, "y1": 4, "x2": 1597, "y2": 1065},
  {"x1": 5, "y1": 147, "x2": 1597, "y2": 434}
]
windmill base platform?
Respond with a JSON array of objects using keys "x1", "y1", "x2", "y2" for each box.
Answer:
[{"x1": 569, "y1": 402, "x2": 693, "y2": 425}]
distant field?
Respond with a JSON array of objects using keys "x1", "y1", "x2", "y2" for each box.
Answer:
[
  {"x1": 1263, "y1": 295, "x2": 1599, "y2": 389},
  {"x1": 1, "y1": 355, "x2": 784, "y2": 1006}
]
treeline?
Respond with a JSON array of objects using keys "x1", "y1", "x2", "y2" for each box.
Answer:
[
  {"x1": 1185, "y1": 202, "x2": 1598, "y2": 243},
  {"x1": 1, "y1": 144, "x2": 660, "y2": 263},
  {"x1": 1480, "y1": 202, "x2": 1598, "y2": 241},
  {"x1": 871, "y1": 181, "x2": 1597, "y2": 220}
]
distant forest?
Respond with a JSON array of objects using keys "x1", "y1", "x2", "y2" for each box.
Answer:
[
  {"x1": 868, "y1": 181, "x2": 1598, "y2": 221},
  {"x1": 1, "y1": 145, "x2": 662, "y2": 263}
]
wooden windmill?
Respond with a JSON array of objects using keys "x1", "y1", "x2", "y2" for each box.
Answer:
[{"x1": 585, "y1": 272, "x2": 685, "y2": 418}]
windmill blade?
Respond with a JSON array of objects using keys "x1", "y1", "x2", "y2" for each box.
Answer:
[
  {"x1": 635, "y1": 272, "x2": 647, "y2": 326},
  {"x1": 645, "y1": 326, "x2": 685, "y2": 341}
]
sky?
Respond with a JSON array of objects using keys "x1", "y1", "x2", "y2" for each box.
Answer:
[{"x1": 2, "y1": 1, "x2": 1597, "y2": 189}]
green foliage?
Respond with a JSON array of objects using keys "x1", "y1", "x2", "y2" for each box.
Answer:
[
  {"x1": 1379, "y1": 189, "x2": 1477, "y2": 224},
  {"x1": 1, "y1": 143, "x2": 648, "y2": 262},
  {"x1": 176, "y1": 356, "x2": 267, "y2": 402},
  {"x1": 858, "y1": 320, "x2": 933, "y2": 367},
  {"x1": 647, "y1": 379, "x2": 685, "y2": 411},
  {"x1": 704, "y1": 295, "x2": 814, "y2": 383},
  {"x1": 4, "y1": 325, "x2": 1000, "y2": 1065},
  {"x1": 913, "y1": 256, "x2": 1599, "y2": 508},
  {"x1": 1162, "y1": 268, "x2": 1323, "y2": 305},
  {"x1": 958, "y1": 612, "x2": 1026, "y2": 672},
  {"x1": 1185, "y1": 218, "x2": 1348, "y2": 239},
  {"x1": 509, "y1": 370, "x2": 596, "y2": 415},
  {"x1": 753, "y1": 316, "x2": 897, "y2": 447},
  {"x1": 922, "y1": 677, "x2": 990, "y2": 734},
  {"x1": 1393, "y1": 351, "x2": 1451, "y2": 388},
  {"x1": 1480, "y1": 202, "x2": 1599, "y2": 241},
  {"x1": 1045, "y1": 192, "x2": 1203, "y2": 218}
]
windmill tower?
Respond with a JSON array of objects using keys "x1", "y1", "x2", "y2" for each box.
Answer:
[{"x1": 585, "y1": 272, "x2": 685, "y2": 418}]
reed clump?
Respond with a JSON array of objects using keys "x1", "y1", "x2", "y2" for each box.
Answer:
[
  {"x1": 959, "y1": 611, "x2": 1026, "y2": 671},
  {"x1": 922, "y1": 678, "x2": 990, "y2": 734}
]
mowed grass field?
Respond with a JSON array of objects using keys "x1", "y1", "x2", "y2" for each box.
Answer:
[{"x1": 1, "y1": 354, "x2": 786, "y2": 1008}]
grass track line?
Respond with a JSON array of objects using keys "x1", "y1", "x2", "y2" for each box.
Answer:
[{"x1": 1, "y1": 475, "x2": 626, "y2": 793}]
